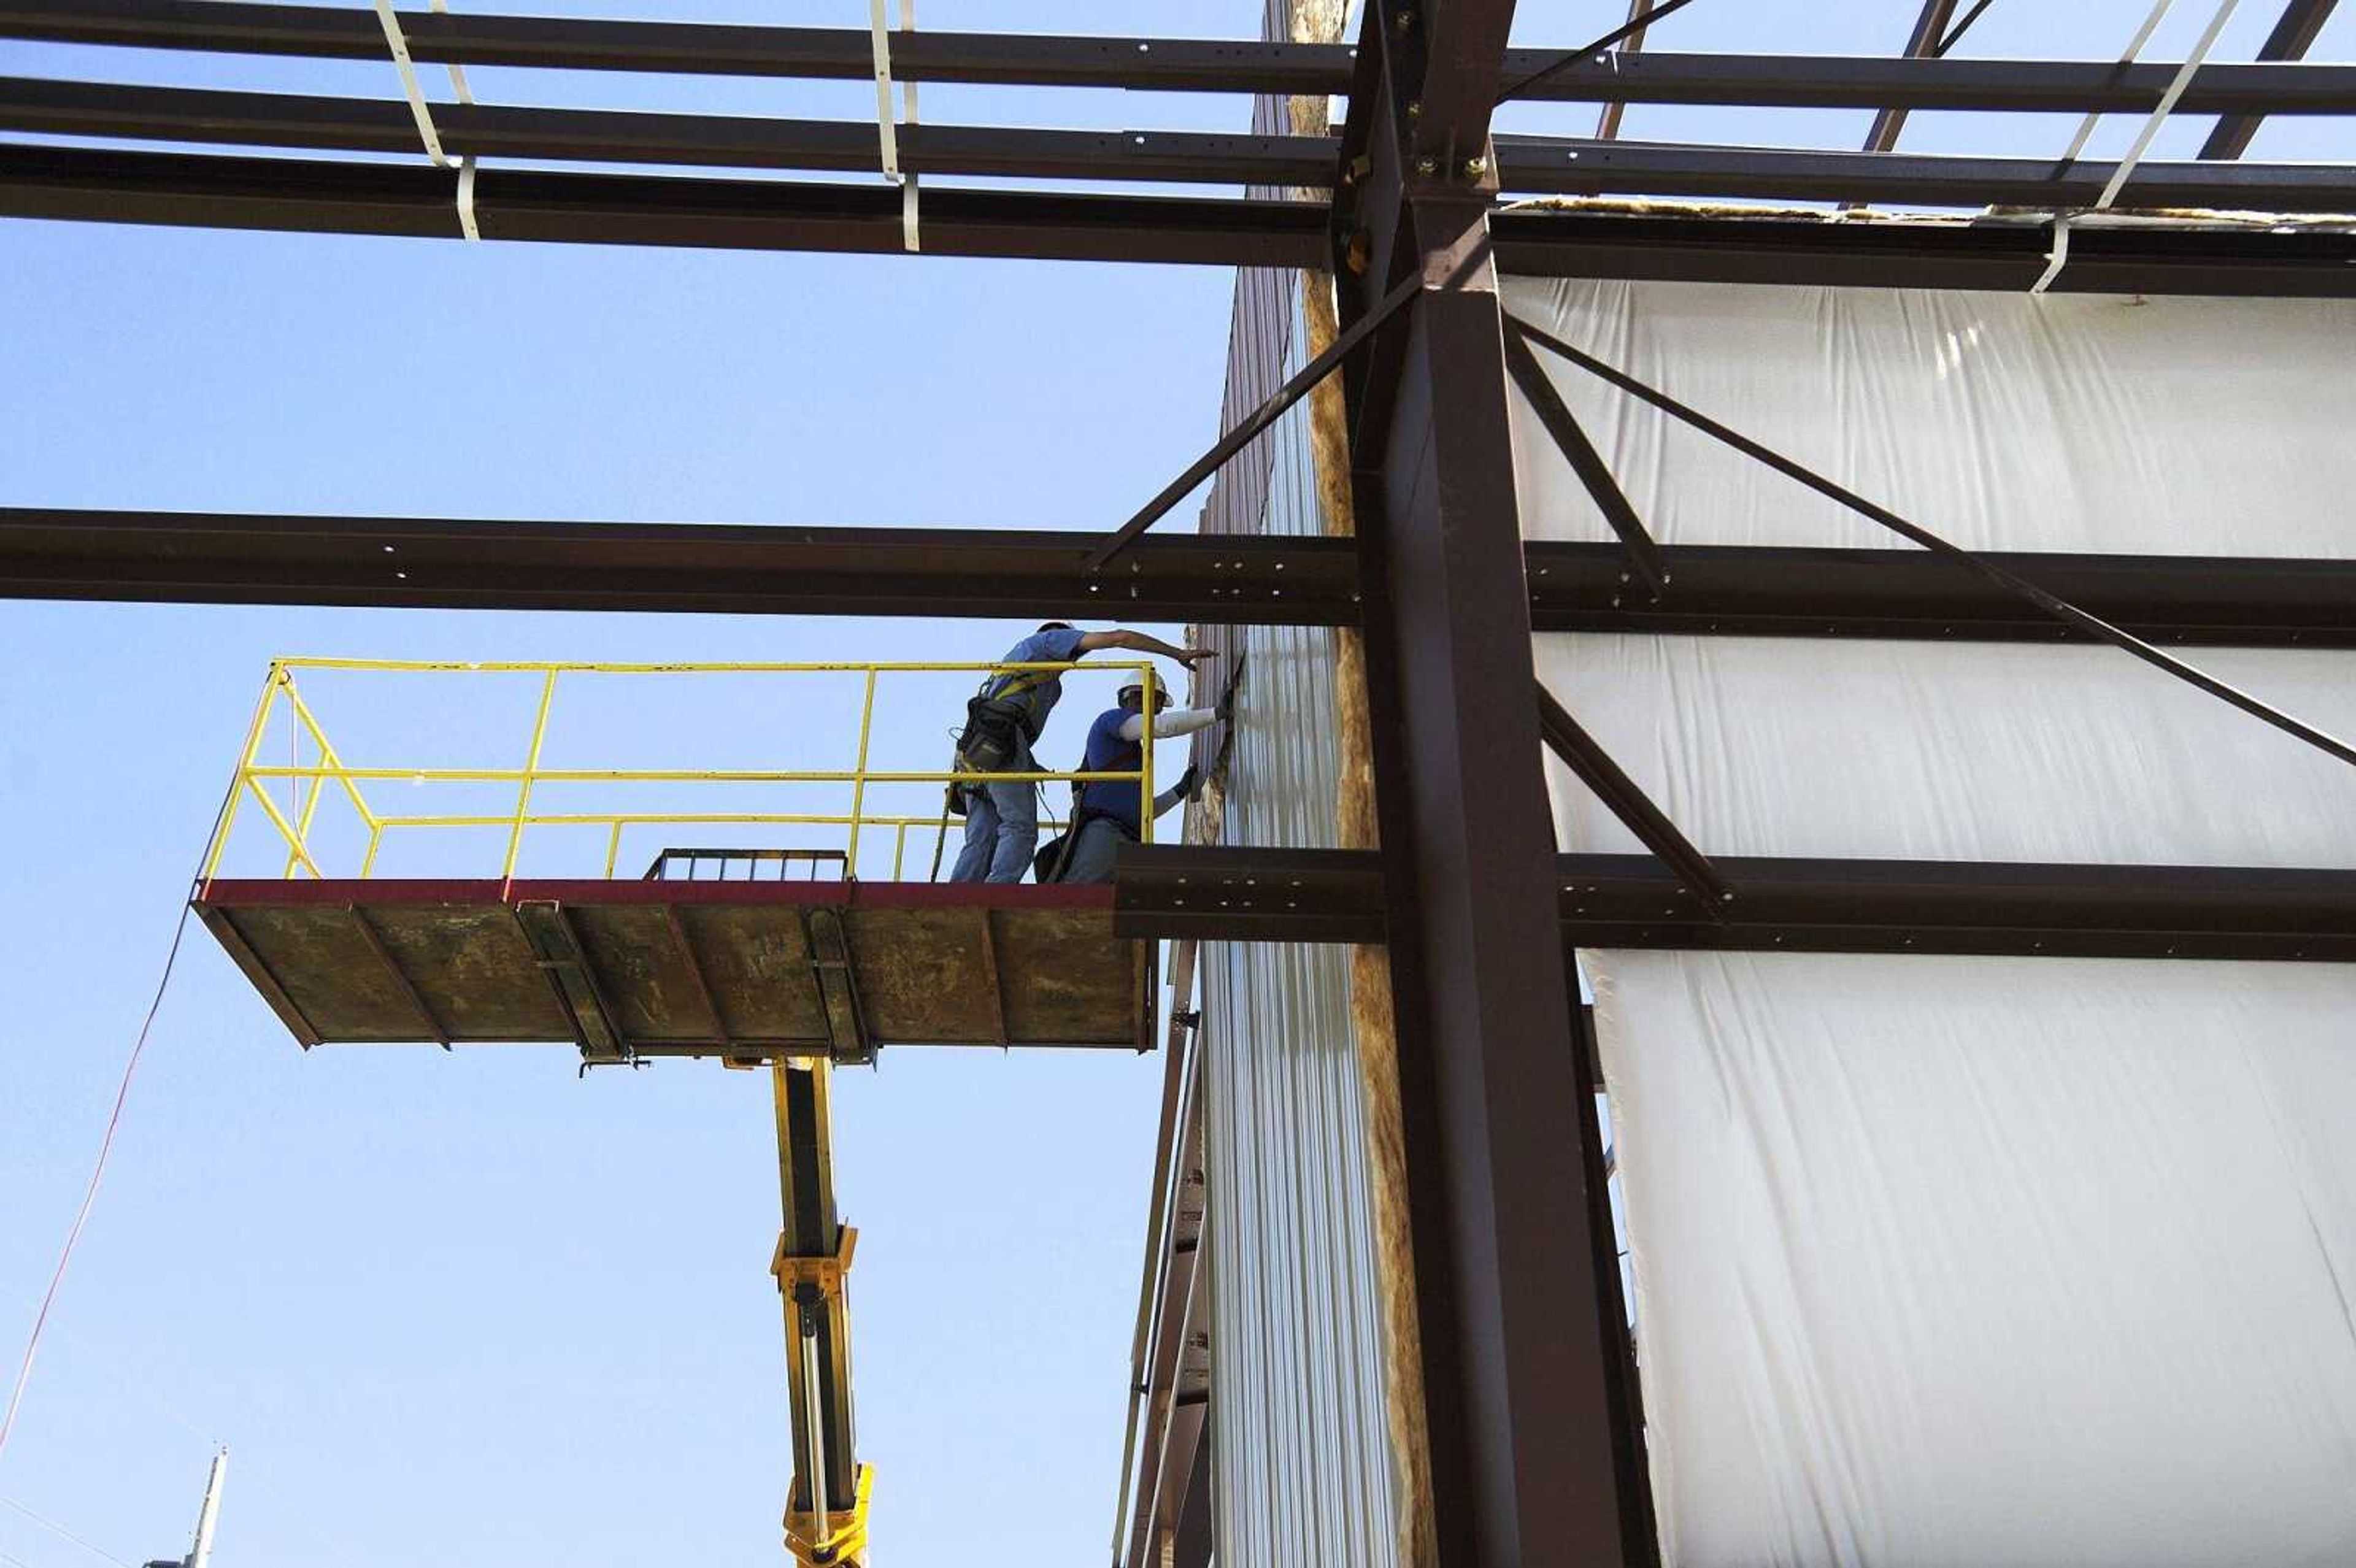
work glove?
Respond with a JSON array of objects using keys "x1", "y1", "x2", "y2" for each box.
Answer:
[{"x1": 1176, "y1": 764, "x2": 1204, "y2": 802}]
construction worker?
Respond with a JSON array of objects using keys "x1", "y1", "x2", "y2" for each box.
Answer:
[
  {"x1": 949, "y1": 623, "x2": 1212, "y2": 884},
  {"x1": 1049, "y1": 672, "x2": 1219, "y2": 885}
]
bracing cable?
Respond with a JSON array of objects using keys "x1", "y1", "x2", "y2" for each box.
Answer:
[
  {"x1": 1494, "y1": 0, "x2": 1707, "y2": 105},
  {"x1": 0, "y1": 1496, "x2": 133, "y2": 1568}
]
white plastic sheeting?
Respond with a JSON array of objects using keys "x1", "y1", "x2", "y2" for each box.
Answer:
[
  {"x1": 1507, "y1": 277, "x2": 2356, "y2": 1564},
  {"x1": 1503, "y1": 277, "x2": 2356, "y2": 558},
  {"x1": 1593, "y1": 950, "x2": 2356, "y2": 1568},
  {"x1": 1534, "y1": 636, "x2": 2356, "y2": 867}
]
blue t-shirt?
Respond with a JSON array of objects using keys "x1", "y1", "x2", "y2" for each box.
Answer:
[
  {"x1": 1076, "y1": 707, "x2": 1145, "y2": 832},
  {"x1": 977, "y1": 626, "x2": 1088, "y2": 739}
]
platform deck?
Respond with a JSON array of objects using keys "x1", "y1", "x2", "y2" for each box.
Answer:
[{"x1": 194, "y1": 878, "x2": 1152, "y2": 1061}]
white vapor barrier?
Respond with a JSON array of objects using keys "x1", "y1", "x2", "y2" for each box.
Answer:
[
  {"x1": 1511, "y1": 275, "x2": 2356, "y2": 1566},
  {"x1": 1591, "y1": 950, "x2": 2356, "y2": 1568},
  {"x1": 1501, "y1": 277, "x2": 2356, "y2": 559},
  {"x1": 1534, "y1": 635, "x2": 2356, "y2": 866}
]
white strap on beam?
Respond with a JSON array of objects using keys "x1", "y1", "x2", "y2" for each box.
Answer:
[
  {"x1": 867, "y1": 0, "x2": 920, "y2": 252},
  {"x1": 901, "y1": 0, "x2": 920, "y2": 253},
  {"x1": 429, "y1": 0, "x2": 476, "y2": 107},
  {"x1": 2093, "y1": 0, "x2": 2243, "y2": 210},
  {"x1": 370, "y1": 0, "x2": 447, "y2": 166},
  {"x1": 2054, "y1": 0, "x2": 2177, "y2": 171},
  {"x1": 429, "y1": 0, "x2": 481, "y2": 242},
  {"x1": 2035, "y1": 0, "x2": 2238, "y2": 292},
  {"x1": 372, "y1": 0, "x2": 485, "y2": 241},
  {"x1": 2031, "y1": 214, "x2": 2074, "y2": 294},
  {"x1": 867, "y1": 0, "x2": 901, "y2": 180}
]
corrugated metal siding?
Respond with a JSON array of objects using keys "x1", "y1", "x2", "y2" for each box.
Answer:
[{"x1": 1197, "y1": 247, "x2": 1402, "y2": 1564}]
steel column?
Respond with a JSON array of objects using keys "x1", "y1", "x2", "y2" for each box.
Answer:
[{"x1": 1334, "y1": 0, "x2": 1633, "y2": 1555}]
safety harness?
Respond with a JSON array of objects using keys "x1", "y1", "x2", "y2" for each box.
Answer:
[{"x1": 946, "y1": 666, "x2": 1060, "y2": 818}]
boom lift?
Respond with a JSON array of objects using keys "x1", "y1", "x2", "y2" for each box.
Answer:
[
  {"x1": 189, "y1": 658, "x2": 1174, "y2": 1564},
  {"x1": 772, "y1": 1059, "x2": 867, "y2": 1566}
]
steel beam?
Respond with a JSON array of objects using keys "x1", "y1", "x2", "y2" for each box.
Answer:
[
  {"x1": 9, "y1": 144, "x2": 2354, "y2": 287},
  {"x1": 0, "y1": 77, "x2": 1336, "y2": 188},
  {"x1": 1491, "y1": 207, "x2": 2356, "y2": 298},
  {"x1": 1534, "y1": 686, "x2": 1730, "y2": 912},
  {"x1": 0, "y1": 144, "x2": 1328, "y2": 268},
  {"x1": 17, "y1": 77, "x2": 2356, "y2": 207},
  {"x1": 2203, "y1": 0, "x2": 2344, "y2": 159},
  {"x1": 1523, "y1": 542, "x2": 2356, "y2": 647},
  {"x1": 10, "y1": 510, "x2": 2346, "y2": 647},
  {"x1": 0, "y1": 0, "x2": 1358, "y2": 94},
  {"x1": 1488, "y1": 136, "x2": 2356, "y2": 211},
  {"x1": 1113, "y1": 845, "x2": 2356, "y2": 962},
  {"x1": 10, "y1": 3, "x2": 2356, "y2": 116},
  {"x1": 1333, "y1": 0, "x2": 1633, "y2": 1557},
  {"x1": 0, "y1": 509, "x2": 1357, "y2": 625},
  {"x1": 1525, "y1": 52, "x2": 2356, "y2": 115}
]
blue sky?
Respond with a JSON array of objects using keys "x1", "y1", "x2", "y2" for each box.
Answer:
[{"x1": 2, "y1": 2, "x2": 2350, "y2": 1566}]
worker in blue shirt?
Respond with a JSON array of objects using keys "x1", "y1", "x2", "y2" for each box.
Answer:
[
  {"x1": 1052, "y1": 673, "x2": 1219, "y2": 885},
  {"x1": 949, "y1": 622, "x2": 1212, "y2": 884}
]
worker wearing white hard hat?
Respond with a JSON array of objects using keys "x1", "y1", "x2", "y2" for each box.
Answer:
[
  {"x1": 948, "y1": 623, "x2": 1214, "y2": 884},
  {"x1": 1043, "y1": 669, "x2": 1218, "y2": 885}
]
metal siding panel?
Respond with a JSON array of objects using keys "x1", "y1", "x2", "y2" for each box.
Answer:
[{"x1": 1199, "y1": 256, "x2": 1402, "y2": 1566}]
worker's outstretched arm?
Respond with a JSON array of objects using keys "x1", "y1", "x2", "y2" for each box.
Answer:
[
  {"x1": 1152, "y1": 766, "x2": 1203, "y2": 819},
  {"x1": 1117, "y1": 707, "x2": 1217, "y2": 744},
  {"x1": 1077, "y1": 629, "x2": 1217, "y2": 667}
]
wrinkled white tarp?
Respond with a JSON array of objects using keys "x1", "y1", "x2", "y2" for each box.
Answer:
[
  {"x1": 1504, "y1": 278, "x2": 2356, "y2": 558},
  {"x1": 1592, "y1": 950, "x2": 2356, "y2": 1568},
  {"x1": 1507, "y1": 278, "x2": 2356, "y2": 1566},
  {"x1": 1534, "y1": 635, "x2": 2356, "y2": 867}
]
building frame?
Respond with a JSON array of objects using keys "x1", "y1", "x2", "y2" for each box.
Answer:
[{"x1": 6, "y1": 1, "x2": 2355, "y2": 1562}]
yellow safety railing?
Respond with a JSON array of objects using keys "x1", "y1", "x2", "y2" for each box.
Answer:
[{"x1": 202, "y1": 658, "x2": 1160, "y2": 882}]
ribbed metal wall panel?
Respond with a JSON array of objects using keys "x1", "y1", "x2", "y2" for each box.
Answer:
[{"x1": 1194, "y1": 183, "x2": 1403, "y2": 1568}]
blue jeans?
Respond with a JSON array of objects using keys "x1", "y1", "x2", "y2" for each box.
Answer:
[
  {"x1": 949, "y1": 742, "x2": 1039, "y2": 884},
  {"x1": 1058, "y1": 815, "x2": 1133, "y2": 885}
]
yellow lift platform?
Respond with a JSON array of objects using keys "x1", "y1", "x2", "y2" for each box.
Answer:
[{"x1": 191, "y1": 658, "x2": 1171, "y2": 1564}]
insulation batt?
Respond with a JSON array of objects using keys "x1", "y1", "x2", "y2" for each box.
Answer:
[{"x1": 1506, "y1": 277, "x2": 2356, "y2": 1566}]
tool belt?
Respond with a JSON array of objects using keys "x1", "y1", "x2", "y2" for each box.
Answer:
[
  {"x1": 955, "y1": 694, "x2": 1030, "y2": 777},
  {"x1": 954, "y1": 664, "x2": 1058, "y2": 778}
]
